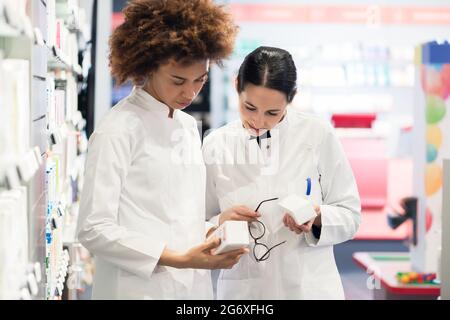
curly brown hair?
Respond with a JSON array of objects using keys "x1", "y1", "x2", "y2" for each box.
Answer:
[{"x1": 109, "y1": 0, "x2": 238, "y2": 85}]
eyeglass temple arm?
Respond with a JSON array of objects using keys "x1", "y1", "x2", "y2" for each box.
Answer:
[
  {"x1": 255, "y1": 197, "x2": 279, "y2": 212},
  {"x1": 258, "y1": 240, "x2": 287, "y2": 262}
]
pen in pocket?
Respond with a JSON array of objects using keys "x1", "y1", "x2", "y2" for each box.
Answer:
[{"x1": 306, "y1": 177, "x2": 311, "y2": 196}]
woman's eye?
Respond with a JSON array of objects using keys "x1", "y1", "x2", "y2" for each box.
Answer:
[
  {"x1": 196, "y1": 77, "x2": 207, "y2": 83},
  {"x1": 268, "y1": 112, "x2": 279, "y2": 116},
  {"x1": 173, "y1": 81, "x2": 184, "y2": 86},
  {"x1": 245, "y1": 106, "x2": 256, "y2": 112}
]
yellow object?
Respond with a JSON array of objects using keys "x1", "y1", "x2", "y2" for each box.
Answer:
[
  {"x1": 426, "y1": 125, "x2": 442, "y2": 149},
  {"x1": 401, "y1": 275, "x2": 410, "y2": 284},
  {"x1": 425, "y1": 163, "x2": 443, "y2": 196},
  {"x1": 409, "y1": 272, "x2": 418, "y2": 281}
]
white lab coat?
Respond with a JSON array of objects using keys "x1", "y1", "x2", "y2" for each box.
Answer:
[
  {"x1": 203, "y1": 108, "x2": 361, "y2": 300},
  {"x1": 77, "y1": 87, "x2": 213, "y2": 300}
]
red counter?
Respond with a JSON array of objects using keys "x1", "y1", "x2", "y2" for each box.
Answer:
[{"x1": 353, "y1": 252, "x2": 440, "y2": 299}]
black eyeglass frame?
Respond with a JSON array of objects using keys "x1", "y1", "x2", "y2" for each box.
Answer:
[{"x1": 249, "y1": 197, "x2": 287, "y2": 262}]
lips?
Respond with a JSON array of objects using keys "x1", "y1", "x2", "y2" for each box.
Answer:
[
  {"x1": 177, "y1": 101, "x2": 192, "y2": 108},
  {"x1": 246, "y1": 123, "x2": 267, "y2": 137}
]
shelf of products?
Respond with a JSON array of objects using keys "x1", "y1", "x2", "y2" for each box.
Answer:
[
  {"x1": 0, "y1": 0, "x2": 92, "y2": 300},
  {"x1": 0, "y1": 0, "x2": 33, "y2": 39}
]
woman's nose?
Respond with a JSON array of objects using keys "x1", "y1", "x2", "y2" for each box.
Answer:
[
  {"x1": 183, "y1": 91, "x2": 195, "y2": 100},
  {"x1": 182, "y1": 83, "x2": 197, "y2": 100},
  {"x1": 252, "y1": 114, "x2": 265, "y2": 129}
]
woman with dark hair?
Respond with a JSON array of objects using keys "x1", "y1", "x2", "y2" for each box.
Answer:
[
  {"x1": 203, "y1": 46, "x2": 361, "y2": 299},
  {"x1": 77, "y1": 0, "x2": 247, "y2": 300}
]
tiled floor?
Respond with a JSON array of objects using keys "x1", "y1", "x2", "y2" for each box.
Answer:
[{"x1": 341, "y1": 271, "x2": 374, "y2": 299}]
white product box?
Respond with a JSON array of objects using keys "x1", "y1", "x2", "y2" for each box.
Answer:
[
  {"x1": 207, "y1": 221, "x2": 250, "y2": 255},
  {"x1": 278, "y1": 194, "x2": 317, "y2": 225}
]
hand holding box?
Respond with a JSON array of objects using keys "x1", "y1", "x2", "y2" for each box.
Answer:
[
  {"x1": 278, "y1": 194, "x2": 317, "y2": 226},
  {"x1": 207, "y1": 221, "x2": 250, "y2": 255}
]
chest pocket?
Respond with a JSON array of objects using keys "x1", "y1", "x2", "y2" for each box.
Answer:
[{"x1": 280, "y1": 143, "x2": 323, "y2": 206}]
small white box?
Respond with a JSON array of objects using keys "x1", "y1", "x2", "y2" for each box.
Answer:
[
  {"x1": 207, "y1": 221, "x2": 250, "y2": 255},
  {"x1": 278, "y1": 194, "x2": 317, "y2": 225}
]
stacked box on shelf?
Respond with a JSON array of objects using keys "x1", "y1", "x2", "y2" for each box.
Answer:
[
  {"x1": 54, "y1": 79, "x2": 67, "y2": 129},
  {"x1": 0, "y1": 59, "x2": 31, "y2": 172},
  {"x1": 66, "y1": 74, "x2": 78, "y2": 123},
  {"x1": 0, "y1": 32, "x2": 44, "y2": 299},
  {"x1": 0, "y1": 56, "x2": 43, "y2": 189},
  {"x1": 47, "y1": 0, "x2": 57, "y2": 49},
  {"x1": 1, "y1": 0, "x2": 90, "y2": 300},
  {"x1": 0, "y1": 187, "x2": 31, "y2": 299},
  {"x1": 44, "y1": 0, "x2": 90, "y2": 300},
  {"x1": 0, "y1": 0, "x2": 33, "y2": 38},
  {"x1": 45, "y1": 153, "x2": 73, "y2": 299},
  {"x1": 48, "y1": 0, "x2": 82, "y2": 74}
]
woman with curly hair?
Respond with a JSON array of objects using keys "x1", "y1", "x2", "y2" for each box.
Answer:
[{"x1": 77, "y1": 0, "x2": 245, "y2": 299}]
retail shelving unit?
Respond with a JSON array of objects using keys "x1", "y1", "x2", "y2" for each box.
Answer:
[{"x1": 0, "y1": 0, "x2": 93, "y2": 300}]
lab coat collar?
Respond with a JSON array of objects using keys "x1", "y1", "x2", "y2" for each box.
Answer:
[{"x1": 131, "y1": 86, "x2": 179, "y2": 120}]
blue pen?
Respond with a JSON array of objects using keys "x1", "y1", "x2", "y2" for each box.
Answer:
[{"x1": 306, "y1": 178, "x2": 311, "y2": 196}]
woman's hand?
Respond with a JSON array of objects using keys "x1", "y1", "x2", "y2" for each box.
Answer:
[
  {"x1": 283, "y1": 205, "x2": 321, "y2": 235},
  {"x1": 219, "y1": 205, "x2": 260, "y2": 225},
  {"x1": 159, "y1": 238, "x2": 249, "y2": 270},
  {"x1": 206, "y1": 226, "x2": 217, "y2": 239},
  {"x1": 184, "y1": 238, "x2": 249, "y2": 269}
]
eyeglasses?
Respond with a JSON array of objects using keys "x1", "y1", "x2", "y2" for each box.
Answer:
[{"x1": 249, "y1": 197, "x2": 286, "y2": 262}]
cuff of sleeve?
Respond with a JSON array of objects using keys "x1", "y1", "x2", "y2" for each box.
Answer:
[
  {"x1": 115, "y1": 228, "x2": 167, "y2": 259},
  {"x1": 304, "y1": 206, "x2": 325, "y2": 247},
  {"x1": 208, "y1": 214, "x2": 221, "y2": 228},
  {"x1": 312, "y1": 224, "x2": 322, "y2": 239},
  {"x1": 304, "y1": 204, "x2": 358, "y2": 247},
  {"x1": 304, "y1": 229, "x2": 320, "y2": 247},
  {"x1": 118, "y1": 236, "x2": 166, "y2": 279},
  {"x1": 145, "y1": 241, "x2": 166, "y2": 278},
  {"x1": 205, "y1": 221, "x2": 216, "y2": 237}
]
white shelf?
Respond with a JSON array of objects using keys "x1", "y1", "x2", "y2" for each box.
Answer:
[
  {"x1": 47, "y1": 45, "x2": 82, "y2": 76},
  {"x1": 48, "y1": 123, "x2": 68, "y2": 148},
  {"x1": 1, "y1": 0, "x2": 90, "y2": 300},
  {"x1": 55, "y1": 0, "x2": 83, "y2": 35},
  {"x1": 71, "y1": 111, "x2": 86, "y2": 130},
  {"x1": 0, "y1": 21, "x2": 21, "y2": 38},
  {"x1": 0, "y1": 11, "x2": 33, "y2": 39},
  {"x1": 0, "y1": 147, "x2": 43, "y2": 190},
  {"x1": 46, "y1": 249, "x2": 70, "y2": 300}
]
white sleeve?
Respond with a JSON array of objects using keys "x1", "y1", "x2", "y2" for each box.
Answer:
[
  {"x1": 202, "y1": 137, "x2": 221, "y2": 228},
  {"x1": 77, "y1": 131, "x2": 166, "y2": 280},
  {"x1": 204, "y1": 163, "x2": 219, "y2": 233},
  {"x1": 304, "y1": 124, "x2": 361, "y2": 247}
]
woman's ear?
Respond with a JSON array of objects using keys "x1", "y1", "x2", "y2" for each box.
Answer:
[{"x1": 234, "y1": 77, "x2": 239, "y2": 92}]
